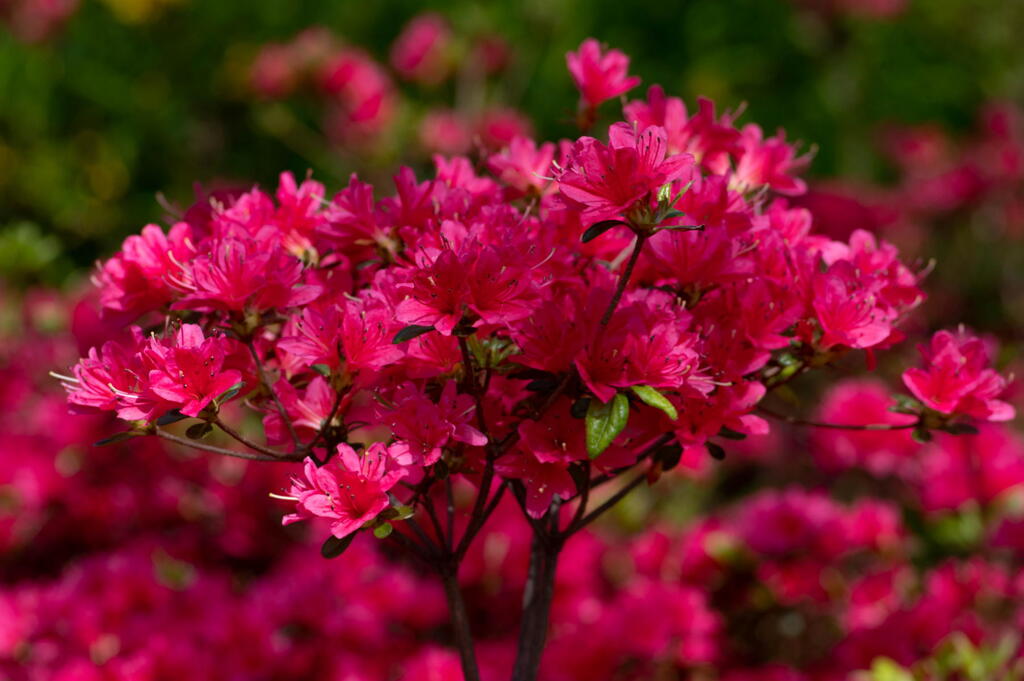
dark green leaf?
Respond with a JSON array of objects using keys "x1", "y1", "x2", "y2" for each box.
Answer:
[
  {"x1": 586, "y1": 392, "x2": 630, "y2": 459},
  {"x1": 570, "y1": 397, "x2": 591, "y2": 419},
  {"x1": 311, "y1": 364, "x2": 332, "y2": 377},
  {"x1": 186, "y1": 422, "x2": 213, "y2": 440},
  {"x1": 156, "y1": 409, "x2": 188, "y2": 426},
  {"x1": 912, "y1": 427, "x2": 933, "y2": 444},
  {"x1": 93, "y1": 431, "x2": 141, "y2": 447},
  {"x1": 944, "y1": 423, "x2": 979, "y2": 436},
  {"x1": 581, "y1": 220, "x2": 628, "y2": 243},
  {"x1": 392, "y1": 325, "x2": 434, "y2": 344},
  {"x1": 321, "y1": 533, "x2": 356, "y2": 559},
  {"x1": 373, "y1": 522, "x2": 394, "y2": 539},
  {"x1": 706, "y1": 442, "x2": 726, "y2": 461},
  {"x1": 630, "y1": 385, "x2": 678, "y2": 421},
  {"x1": 717, "y1": 426, "x2": 747, "y2": 441},
  {"x1": 526, "y1": 377, "x2": 558, "y2": 392},
  {"x1": 655, "y1": 442, "x2": 683, "y2": 471},
  {"x1": 657, "y1": 222, "x2": 704, "y2": 232}
]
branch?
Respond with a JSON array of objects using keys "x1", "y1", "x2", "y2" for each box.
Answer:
[
  {"x1": 597, "y1": 233, "x2": 647, "y2": 331},
  {"x1": 247, "y1": 340, "x2": 301, "y2": 447},
  {"x1": 440, "y1": 567, "x2": 482, "y2": 681},
  {"x1": 214, "y1": 418, "x2": 294, "y2": 459},
  {"x1": 154, "y1": 428, "x2": 301, "y2": 462},
  {"x1": 565, "y1": 461, "x2": 591, "y2": 534},
  {"x1": 565, "y1": 471, "x2": 647, "y2": 535},
  {"x1": 759, "y1": 406, "x2": 918, "y2": 431}
]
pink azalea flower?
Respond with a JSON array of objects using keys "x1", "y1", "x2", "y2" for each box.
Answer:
[
  {"x1": 494, "y1": 449, "x2": 576, "y2": 518},
  {"x1": 95, "y1": 222, "x2": 195, "y2": 316},
  {"x1": 282, "y1": 443, "x2": 407, "y2": 538},
  {"x1": 557, "y1": 122, "x2": 695, "y2": 227},
  {"x1": 902, "y1": 329, "x2": 1015, "y2": 421},
  {"x1": 390, "y1": 13, "x2": 451, "y2": 85},
  {"x1": 381, "y1": 382, "x2": 486, "y2": 466},
  {"x1": 487, "y1": 136, "x2": 557, "y2": 196},
  {"x1": 625, "y1": 87, "x2": 741, "y2": 172},
  {"x1": 812, "y1": 259, "x2": 893, "y2": 350},
  {"x1": 732, "y1": 124, "x2": 810, "y2": 196},
  {"x1": 565, "y1": 38, "x2": 641, "y2": 109},
  {"x1": 146, "y1": 324, "x2": 244, "y2": 418},
  {"x1": 172, "y1": 237, "x2": 322, "y2": 313}
]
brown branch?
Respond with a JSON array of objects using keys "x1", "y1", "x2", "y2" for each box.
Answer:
[
  {"x1": 247, "y1": 340, "x2": 301, "y2": 447},
  {"x1": 759, "y1": 406, "x2": 919, "y2": 431},
  {"x1": 154, "y1": 428, "x2": 300, "y2": 462}
]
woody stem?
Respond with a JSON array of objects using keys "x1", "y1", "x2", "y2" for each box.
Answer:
[
  {"x1": 247, "y1": 340, "x2": 301, "y2": 447},
  {"x1": 594, "y1": 233, "x2": 647, "y2": 349},
  {"x1": 440, "y1": 565, "x2": 481, "y2": 681},
  {"x1": 758, "y1": 406, "x2": 919, "y2": 431},
  {"x1": 153, "y1": 428, "x2": 300, "y2": 462}
]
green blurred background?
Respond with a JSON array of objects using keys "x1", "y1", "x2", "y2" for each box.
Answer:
[{"x1": 1, "y1": 0, "x2": 1022, "y2": 287}]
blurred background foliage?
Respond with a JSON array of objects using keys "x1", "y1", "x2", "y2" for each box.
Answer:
[{"x1": 0, "y1": 0, "x2": 1022, "y2": 287}]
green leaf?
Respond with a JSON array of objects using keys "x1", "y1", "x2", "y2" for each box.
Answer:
[
  {"x1": 186, "y1": 422, "x2": 213, "y2": 440},
  {"x1": 657, "y1": 183, "x2": 673, "y2": 203},
  {"x1": 321, "y1": 533, "x2": 356, "y2": 559},
  {"x1": 629, "y1": 385, "x2": 678, "y2": 421},
  {"x1": 311, "y1": 363, "x2": 332, "y2": 377},
  {"x1": 718, "y1": 426, "x2": 747, "y2": 441},
  {"x1": 656, "y1": 222, "x2": 705, "y2": 232},
  {"x1": 215, "y1": 382, "x2": 244, "y2": 405},
  {"x1": 912, "y1": 426, "x2": 933, "y2": 444},
  {"x1": 93, "y1": 431, "x2": 141, "y2": 447},
  {"x1": 889, "y1": 393, "x2": 923, "y2": 415},
  {"x1": 392, "y1": 325, "x2": 435, "y2": 344},
  {"x1": 373, "y1": 522, "x2": 394, "y2": 539},
  {"x1": 526, "y1": 376, "x2": 559, "y2": 392},
  {"x1": 586, "y1": 392, "x2": 630, "y2": 459},
  {"x1": 581, "y1": 220, "x2": 628, "y2": 243},
  {"x1": 392, "y1": 504, "x2": 415, "y2": 521},
  {"x1": 944, "y1": 422, "x2": 979, "y2": 436},
  {"x1": 155, "y1": 409, "x2": 188, "y2": 426}
]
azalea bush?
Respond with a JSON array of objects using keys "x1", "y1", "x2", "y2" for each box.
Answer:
[{"x1": 39, "y1": 36, "x2": 1019, "y2": 681}]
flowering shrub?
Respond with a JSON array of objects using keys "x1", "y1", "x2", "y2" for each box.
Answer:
[{"x1": 34, "y1": 35, "x2": 1021, "y2": 681}]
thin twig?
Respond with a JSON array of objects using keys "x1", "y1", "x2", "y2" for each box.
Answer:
[
  {"x1": 565, "y1": 461, "x2": 591, "y2": 534},
  {"x1": 566, "y1": 472, "x2": 647, "y2": 535},
  {"x1": 445, "y1": 475, "x2": 456, "y2": 553},
  {"x1": 154, "y1": 428, "x2": 300, "y2": 462},
  {"x1": 597, "y1": 233, "x2": 647, "y2": 331},
  {"x1": 759, "y1": 406, "x2": 918, "y2": 431},
  {"x1": 214, "y1": 418, "x2": 292, "y2": 459},
  {"x1": 247, "y1": 340, "x2": 301, "y2": 447}
]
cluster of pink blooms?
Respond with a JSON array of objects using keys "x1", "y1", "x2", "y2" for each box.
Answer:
[
  {"x1": 41, "y1": 36, "x2": 1018, "y2": 680},
  {"x1": 248, "y1": 16, "x2": 524, "y2": 154},
  {"x1": 0, "y1": 275, "x2": 1018, "y2": 679}
]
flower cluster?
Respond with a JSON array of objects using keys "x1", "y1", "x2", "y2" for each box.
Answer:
[
  {"x1": 1, "y1": 283, "x2": 1020, "y2": 681},
  {"x1": 52, "y1": 37, "x2": 1017, "y2": 680}
]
